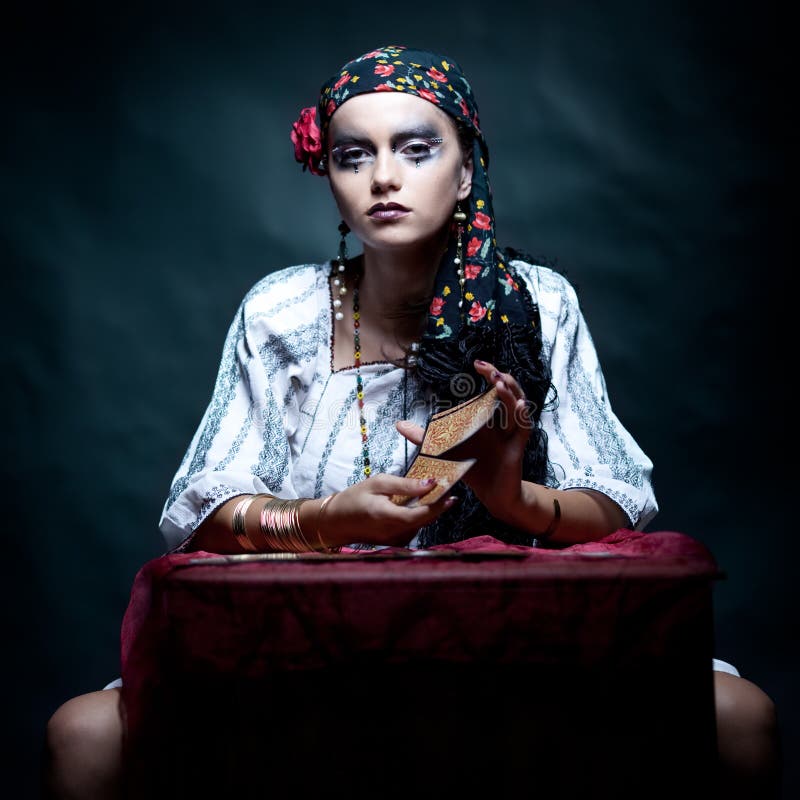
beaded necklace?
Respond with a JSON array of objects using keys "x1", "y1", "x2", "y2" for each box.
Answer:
[
  {"x1": 332, "y1": 258, "x2": 371, "y2": 480},
  {"x1": 333, "y1": 258, "x2": 420, "y2": 481},
  {"x1": 352, "y1": 275, "x2": 371, "y2": 478}
]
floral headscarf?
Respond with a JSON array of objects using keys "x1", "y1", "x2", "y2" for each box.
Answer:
[{"x1": 291, "y1": 45, "x2": 553, "y2": 545}]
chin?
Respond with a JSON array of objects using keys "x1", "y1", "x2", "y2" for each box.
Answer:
[{"x1": 362, "y1": 224, "x2": 446, "y2": 253}]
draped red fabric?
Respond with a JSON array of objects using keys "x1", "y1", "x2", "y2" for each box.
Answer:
[
  {"x1": 119, "y1": 530, "x2": 720, "y2": 797},
  {"x1": 121, "y1": 530, "x2": 717, "y2": 721}
]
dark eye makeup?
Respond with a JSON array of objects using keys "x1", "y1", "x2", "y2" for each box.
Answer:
[{"x1": 330, "y1": 134, "x2": 445, "y2": 170}]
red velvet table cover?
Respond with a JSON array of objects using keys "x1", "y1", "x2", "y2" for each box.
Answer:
[{"x1": 120, "y1": 530, "x2": 721, "y2": 798}]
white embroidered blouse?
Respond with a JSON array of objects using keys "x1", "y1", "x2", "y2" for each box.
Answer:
[{"x1": 159, "y1": 260, "x2": 658, "y2": 552}]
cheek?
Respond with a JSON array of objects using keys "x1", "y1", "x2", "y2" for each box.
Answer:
[{"x1": 328, "y1": 177, "x2": 357, "y2": 218}]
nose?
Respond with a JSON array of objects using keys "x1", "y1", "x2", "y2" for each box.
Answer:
[{"x1": 370, "y1": 148, "x2": 402, "y2": 194}]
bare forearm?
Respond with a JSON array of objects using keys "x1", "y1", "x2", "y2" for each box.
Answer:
[
  {"x1": 505, "y1": 483, "x2": 630, "y2": 544},
  {"x1": 186, "y1": 495, "x2": 330, "y2": 554},
  {"x1": 185, "y1": 476, "x2": 447, "y2": 553}
]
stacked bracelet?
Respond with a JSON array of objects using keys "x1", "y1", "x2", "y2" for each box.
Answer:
[
  {"x1": 536, "y1": 498, "x2": 561, "y2": 541},
  {"x1": 260, "y1": 497, "x2": 340, "y2": 553},
  {"x1": 231, "y1": 493, "x2": 274, "y2": 552},
  {"x1": 232, "y1": 494, "x2": 342, "y2": 554}
]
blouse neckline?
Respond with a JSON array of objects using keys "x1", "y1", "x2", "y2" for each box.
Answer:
[{"x1": 323, "y1": 261, "x2": 402, "y2": 375}]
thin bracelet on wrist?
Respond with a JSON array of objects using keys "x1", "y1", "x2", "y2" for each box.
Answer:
[{"x1": 315, "y1": 493, "x2": 340, "y2": 552}]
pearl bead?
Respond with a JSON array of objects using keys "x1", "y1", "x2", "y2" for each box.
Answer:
[
  {"x1": 339, "y1": 286, "x2": 347, "y2": 296},
  {"x1": 333, "y1": 278, "x2": 341, "y2": 287},
  {"x1": 454, "y1": 257, "x2": 461, "y2": 265},
  {"x1": 333, "y1": 298, "x2": 342, "y2": 308},
  {"x1": 335, "y1": 311, "x2": 344, "y2": 321}
]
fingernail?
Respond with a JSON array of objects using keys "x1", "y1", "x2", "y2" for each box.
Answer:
[
  {"x1": 421, "y1": 478, "x2": 436, "y2": 486},
  {"x1": 491, "y1": 370, "x2": 499, "y2": 379},
  {"x1": 445, "y1": 495, "x2": 459, "y2": 506},
  {"x1": 474, "y1": 359, "x2": 487, "y2": 366}
]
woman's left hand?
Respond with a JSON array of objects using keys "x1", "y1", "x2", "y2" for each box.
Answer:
[{"x1": 396, "y1": 359, "x2": 533, "y2": 525}]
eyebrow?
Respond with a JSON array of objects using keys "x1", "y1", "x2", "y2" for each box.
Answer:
[{"x1": 330, "y1": 125, "x2": 444, "y2": 149}]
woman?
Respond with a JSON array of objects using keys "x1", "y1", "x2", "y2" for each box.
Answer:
[{"x1": 44, "y1": 45, "x2": 779, "y2": 799}]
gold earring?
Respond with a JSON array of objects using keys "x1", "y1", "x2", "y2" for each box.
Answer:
[{"x1": 453, "y1": 204, "x2": 467, "y2": 315}]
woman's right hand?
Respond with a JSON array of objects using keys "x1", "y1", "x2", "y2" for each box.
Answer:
[{"x1": 314, "y1": 475, "x2": 458, "y2": 548}]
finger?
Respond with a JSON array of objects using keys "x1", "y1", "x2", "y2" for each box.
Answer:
[
  {"x1": 404, "y1": 492, "x2": 459, "y2": 524},
  {"x1": 498, "y1": 372, "x2": 525, "y2": 401},
  {"x1": 495, "y1": 378, "x2": 519, "y2": 416},
  {"x1": 475, "y1": 360, "x2": 525, "y2": 401},
  {"x1": 372, "y1": 474, "x2": 438, "y2": 497},
  {"x1": 473, "y1": 359, "x2": 497, "y2": 380},
  {"x1": 395, "y1": 419, "x2": 425, "y2": 446},
  {"x1": 493, "y1": 378, "x2": 528, "y2": 435},
  {"x1": 512, "y1": 397, "x2": 535, "y2": 445}
]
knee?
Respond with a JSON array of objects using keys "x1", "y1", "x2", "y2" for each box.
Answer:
[
  {"x1": 45, "y1": 689, "x2": 124, "y2": 764},
  {"x1": 714, "y1": 672, "x2": 778, "y2": 742}
]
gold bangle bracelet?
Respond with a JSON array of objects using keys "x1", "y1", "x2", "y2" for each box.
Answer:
[
  {"x1": 536, "y1": 498, "x2": 561, "y2": 541},
  {"x1": 259, "y1": 498, "x2": 315, "y2": 553},
  {"x1": 231, "y1": 495, "x2": 259, "y2": 552},
  {"x1": 315, "y1": 493, "x2": 339, "y2": 551},
  {"x1": 259, "y1": 497, "x2": 282, "y2": 552}
]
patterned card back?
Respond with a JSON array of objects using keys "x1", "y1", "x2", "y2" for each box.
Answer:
[{"x1": 391, "y1": 386, "x2": 499, "y2": 506}]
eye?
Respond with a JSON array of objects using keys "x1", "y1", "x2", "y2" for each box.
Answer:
[
  {"x1": 400, "y1": 138, "x2": 443, "y2": 162},
  {"x1": 331, "y1": 146, "x2": 373, "y2": 169}
]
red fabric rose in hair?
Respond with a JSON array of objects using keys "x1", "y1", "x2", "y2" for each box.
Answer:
[{"x1": 291, "y1": 107, "x2": 325, "y2": 176}]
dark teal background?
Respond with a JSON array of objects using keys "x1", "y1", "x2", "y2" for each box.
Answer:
[{"x1": 3, "y1": 1, "x2": 793, "y2": 796}]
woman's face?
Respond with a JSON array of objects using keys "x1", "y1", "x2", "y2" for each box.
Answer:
[{"x1": 326, "y1": 92, "x2": 473, "y2": 254}]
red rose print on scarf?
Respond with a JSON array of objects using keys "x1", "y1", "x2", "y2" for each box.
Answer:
[
  {"x1": 375, "y1": 64, "x2": 394, "y2": 77},
  {"x1": 466, "y1": 237, "x2": 481, "y2": 257},
  {"x1": 429, "y1": 296, "x2": 445, "y2": 316},
  {"x1": 472, "y1": 212, "x2": 491, "y2": 230},
  {"x1": 334, "y1": 73, "x2": 351, "y2": 90},
  {"x1": 465, "y1": 263, "x2": 481, "y2": 280},
  {"x1": 291, "y1": 107, "x2": 325, "y2": 176},
  {"x1": 417, "y1": 88, "x2": 439, "y2": 104},
  {"x1": 427, "y1": 67, "x2": 447, "y2": 82},
  {"x1": 468, "y1": 300, "x2": 487, "y2": 323}
]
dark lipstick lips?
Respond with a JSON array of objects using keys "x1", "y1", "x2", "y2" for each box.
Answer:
[{"x1": 368, "y1": 202, "x2": 409, "y2": 214}]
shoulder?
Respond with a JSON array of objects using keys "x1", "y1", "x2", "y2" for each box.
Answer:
[
  {"x1": 229, "y1": 263, "x2": 330, "y2": 367},
  {"x1": 242, "y1": 263, "x2": 328, "y2": 314},
  {"x1": 233, "y1": 262, "x2": 330, "y2": 337},
  {"x1": 506, "y1": 258, "x2": 581, "y2": 320}
]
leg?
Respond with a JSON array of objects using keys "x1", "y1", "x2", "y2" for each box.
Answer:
[
  {"x1": 714, "y1": 671, "x2": 781, "y2": 799},
  {"x1": 43, "y1": 688, "x2": 124, "y2": 800}
]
